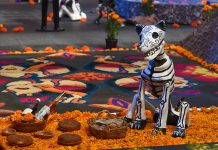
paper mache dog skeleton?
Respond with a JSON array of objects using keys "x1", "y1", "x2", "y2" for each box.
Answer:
[{"x1": 124, "y1": 20, "x2": 190, "y2": 138}]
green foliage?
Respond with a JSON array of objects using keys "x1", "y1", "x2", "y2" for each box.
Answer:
[
  {"x1": 203, "y1": 8, "x2": 218, "y2": 21},
  {"x1": 106, "y1": 16, "x2": 120, "y2": 40}
]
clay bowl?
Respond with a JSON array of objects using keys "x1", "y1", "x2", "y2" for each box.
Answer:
[{"x1": 12, "y1": 121, "x2": 46, "y2": 133}]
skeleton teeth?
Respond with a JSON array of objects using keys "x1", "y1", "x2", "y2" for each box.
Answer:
[{"x1": 145, "y1": 47, "x2": 159, "y2": 57}]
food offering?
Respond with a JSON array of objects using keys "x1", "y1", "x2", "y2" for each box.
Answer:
[
  {"x1": 10, "y1": 92, "x2": 65, "y2": 133},
  {"x1": 1, "y1": 128, "x2": 16, "y2": 136},
  {"x1": 58, "y1": 119, "x2": 81, "y2": 132},
  {"x1": 87, "y1": 110, "x2": 128, "y2": 139},
  {"x1": 58, "y1": 134, "x2": 82, "y2": 146},
  {"x1": 7, "y1": 135, "x2": 33, "y2": 147},
  {"x1": 33, "y1": 131, "x2": 54, "y2": 139}
]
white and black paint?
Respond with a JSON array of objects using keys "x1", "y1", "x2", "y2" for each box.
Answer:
[{"x1": 125, "y1": 20, "x2": 190, "y2": 138}]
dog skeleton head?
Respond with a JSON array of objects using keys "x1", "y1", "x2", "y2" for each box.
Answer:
[{"x1": 136, "y1": 20, "x2": 166, "y2": 60}]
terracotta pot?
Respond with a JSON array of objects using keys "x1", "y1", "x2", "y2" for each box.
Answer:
[{"x1": 105, "y1": 38, "x2": 118, "y2": 49}]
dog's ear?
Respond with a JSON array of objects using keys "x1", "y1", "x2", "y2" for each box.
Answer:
[
  {"x1": 136, "y1": 24, "x2": 144, "y2": 34},
  {"x1": 155, "y1": 20, "x2": 166, "y2": 31}
]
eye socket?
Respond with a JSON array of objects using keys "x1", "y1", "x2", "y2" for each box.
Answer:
[{"x1": 152, "y1": 32, "x2": 159, "y2": 39}]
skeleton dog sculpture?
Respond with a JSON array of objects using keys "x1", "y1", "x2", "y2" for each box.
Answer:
[{"x1": 125, "y1": 20, "x2": 190, "y2": 138}]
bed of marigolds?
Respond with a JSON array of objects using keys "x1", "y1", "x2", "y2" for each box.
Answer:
[
  {"x1": 0, "y1": 106, "x2": 217, "y2": 150},
  {"x1": 0, "y1": 42, "x2": 217, "y2": 73}
]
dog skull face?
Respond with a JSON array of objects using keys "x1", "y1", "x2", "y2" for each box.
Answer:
[{"x1": 136, "y1": 21, "x2": 166, "y2": 60}]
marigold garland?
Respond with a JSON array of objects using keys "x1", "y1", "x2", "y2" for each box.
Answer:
[
  {"x1": 0, "y1": 107, "x2": 217, "y2": 149},
  {"x1": 169, "y1": 44, "x2": 218, "y2": 73},
  {"x1": 0, "y1": 43, "x2": 217, "y2": 73}
]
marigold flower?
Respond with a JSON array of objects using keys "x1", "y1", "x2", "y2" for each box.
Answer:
[
  {"x1": 202, "y1": 5, "x2": 213, "y2": 11},
  {"x1": 47, "y1": 16, "x2": 52, "y2": 22},
  {"x1": 172, "y1": 23, "x2": 180, "y2": 28},
  {"x1": 108, "y1": 12, "x2": 116, "y2": 17},
  {"x1": 118, "y1": 48, "x2": 125, "y2": 51},
  {"x1": 48, "y1": 12, "x2": 54, "y2": 18},
  {"x1": 14, "y1": 51, "x2": 22, "y2": 54},
  {"x1": 111, "y1": 48, "x2": 118, "y2": 51},
  {"x1": 201, "y1": 107, "x2": 210, "y2": 113},
  {"x1": 56, "y1": 49, "x2": 63, "y2": 53},
  {"x1": 44, "y1": 47, "x2": 54, "y2": 52},
  {"x1": 28, "y1": 0, "x2": 36, "y2": 5},
  {"x1": 142, "y1": 0, "x2": 148, "y2": 4},
  {"x1": 80, "y1": 18, "x2": 87, "y2": 22},
  {"x1": 13, "y1": 27, "x2": 25, "y2": 32},
  {"x1": 209, "y1": 106, "x2": 217, "y2": 112},
  {"x1": 111, "y1": 14, "x2": 119, "y2": 20},
  {"x1": 81, "y1": 45, "x2": 90, "y2": 52},
  {"x1": 65, "y1": 45, "x2": 74, "y2": 52},
  {"x1": 190, "y1": 21, "x2": 198, "y2": 27},
  {"x1": 0, "y1": 27, "x2": 8, "y2": 32},
  {"x1": 0, "y1": 109, "x2": 217, "y2": 149},
  {"x1": 191, "y1": 107, "x2": 198, "y2": 114},
  {"x1": 133, "y1": 42, "x2": 138, "y2": 49},
  {"x1": 211, "y1": 3, "x2": 218, "y2": 7},
  {"x1": 0, "y1": 24, "x2": 4, "y2": 28},
  {"x1": 15, "y1": 110, "x2": 22, "y2": 114},
  {"x1": 24, "y1": 47, "x2": 33, "y2": 52},
  {"x1": 117, "y1": 18, "x2": 126, "y2": 24},
  {"x1": 23, "y1": 113, "x2": 34, "y2": 121}
]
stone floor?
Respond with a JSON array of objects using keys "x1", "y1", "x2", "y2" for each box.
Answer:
[{"x1": 0, "y1": 0, "x2": 194, "y2": 51}]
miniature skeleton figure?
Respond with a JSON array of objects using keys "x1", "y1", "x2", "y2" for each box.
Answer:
[
  {"x1": 59, "y1": 0, "x2": 87, "y2": 21},
  {"x1": 125, "y1": 20, "x2": 190, "y2": 138}
]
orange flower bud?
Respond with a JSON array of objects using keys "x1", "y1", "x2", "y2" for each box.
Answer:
[
  {"x1": 111, "y1": 14, "x2": 119, "y2": 20},
  {"x1": 142, "y1": 0, "x2": 148, "y2": 4},
  {"x1": 201, "y1": 107, "x2": 210, "y2": 113},
  {"x1": 0, "y1": 24, "x2": 4, "y2": 28},
  {"x1": 80, "y1": 18, "x2": 87, "y2": 23},
  {"x1": 210, "y1": 106, "x2": 218, "y2": 112},
  {"x1": 192, "y1": 107, "x2": 198, "y2": 114},
  {"x1": 65, "y1": 45, "x2": 74, "y2": 51},
  {"x1": 190, "y1": 21, "x2": 198, "y2": 27},
  {"x1": 48, "y1": 12, "x2": 54, "y2": 18},
  {"x1": 81, "y1": 45, "x2": 90, "y2": 52},
  {"x1": 47, "y1": 17, "x2": 52, "y2": 22},
  {"x1": 24, "y1": 47, "x2": 33, "y2": 52},
  {"x1": 0, "y1": 27, "x2": 8, "y2": 32},
  {"x1": 28, "y1": 0, "x2": 36, "y2": 5},
  {"x1": 172, "y1": 23, "x2": 180, "y2": 28},
  {"x1": 211, "y1": 3, "x2": 218, "y2": 7},
  {"x1": 117, "y1": 18, "x2": 126, "y2": 24},
  {"x1": 13, "y1": 27, "x2": 25, "y2": 32},
  {"x1": 44, "y1": 47, "x2": 54, "y2": 52}
]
